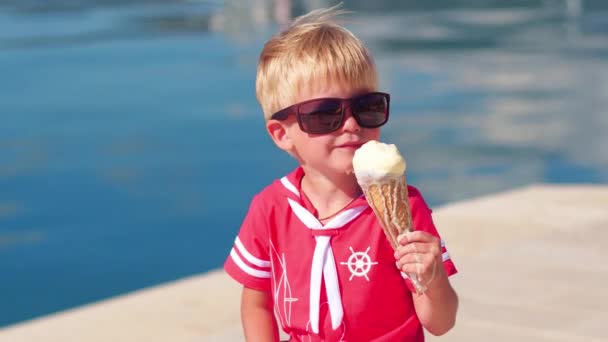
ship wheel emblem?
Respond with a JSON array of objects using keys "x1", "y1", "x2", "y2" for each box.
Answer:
[{"x1": 340, "y1": 246, "x2": 378, "y2": 281}]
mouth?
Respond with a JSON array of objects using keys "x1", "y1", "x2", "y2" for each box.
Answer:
[{"x1": 337, "y1": 141, "x2": 365, "y2": 149}]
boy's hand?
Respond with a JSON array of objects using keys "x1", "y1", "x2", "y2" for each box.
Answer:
[{"x1": 394, "y1": 231, "x2": 444, "y2": 289}]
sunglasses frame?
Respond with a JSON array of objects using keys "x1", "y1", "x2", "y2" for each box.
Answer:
[{"x1": 270, "y1": 91, "x2": 391, "y2": 134}]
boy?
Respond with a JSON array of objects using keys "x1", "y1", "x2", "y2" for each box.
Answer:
[{"x1": 224, "y1": 6, "x2": 458, "y2": 341}]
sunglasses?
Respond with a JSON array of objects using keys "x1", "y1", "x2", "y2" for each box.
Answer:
[{"x1": 270, "y1": 92, "x2": 390, "y2": 134}]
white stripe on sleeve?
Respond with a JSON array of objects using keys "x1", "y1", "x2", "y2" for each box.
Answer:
[
  {"x1": 230, "y1": 248, "x2": 271, "y2": 278},
  {"x1": 442, "y1": 251, "x2": 450, "y2": 262},
  {"x1": 235, "y1": 237, "x2": 271, "y2": 267}
]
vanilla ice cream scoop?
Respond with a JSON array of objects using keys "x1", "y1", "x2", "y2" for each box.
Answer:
[
  {"x1": 353, "y1": 140, "x2": 426, "y2": 293},
  {"x1": 353, "y1": 140, "x2": 405, "y2": 178}
]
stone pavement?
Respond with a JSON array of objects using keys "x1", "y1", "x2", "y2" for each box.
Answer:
[
  {"x1": 1, "y1": 184, "x2": 607, "y2": 342},
  {"x1": 428, "y1": 185, "x2": 608, "y2": 342}
]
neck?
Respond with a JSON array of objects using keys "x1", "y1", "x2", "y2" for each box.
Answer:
[{"x1": 300, "y1": 168, "x2": 362, "y2": 221}]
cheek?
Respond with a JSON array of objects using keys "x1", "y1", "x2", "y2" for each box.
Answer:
[
  {"x1": 290, "y1": 130, "x2": 330, "y2": 153},
  {"x1": 285, "y1": 123, "x2": 305, "y2": 142},
  {"x1": 364, "y1": 128, "x2": 382, "y2": 140}
]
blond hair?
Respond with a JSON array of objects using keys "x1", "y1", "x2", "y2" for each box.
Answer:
[{"x1": 256, "y1": 5, "x2": 378, "y2": 121}]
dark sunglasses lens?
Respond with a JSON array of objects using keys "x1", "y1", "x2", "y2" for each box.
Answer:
[
  {"x1": 299, "y1": 99, "x2": 342, "y2": 133},
  {"x1": 352, "y1": 94, "x2": 388, "y2": 127}
]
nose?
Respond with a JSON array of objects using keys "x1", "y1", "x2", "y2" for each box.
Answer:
[{"x1": 341, "y1": 108, "x2": 361, "y2": 133}]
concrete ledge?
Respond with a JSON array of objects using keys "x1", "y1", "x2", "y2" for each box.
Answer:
[
  {"x1": 0, "y1": 271, "x2": 243, "y2": 342},
  {"x1": 1, "y1": 184, "x2": 607, "y2": 341},
  {"x1": 432, "y1": 184, "x2": 608, "y2": 259}
]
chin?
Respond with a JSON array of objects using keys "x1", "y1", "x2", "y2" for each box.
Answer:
[
  {"x1": 322, "y1": 155, "x2": 357, "y2": 176},
  {"x1": 332, "y1": 162, "x2": 356, "y2": 176}
]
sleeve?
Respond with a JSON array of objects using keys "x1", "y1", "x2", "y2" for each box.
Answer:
[
  {"x1": 409, "y1": 186, "x2": 458, "y2": 278},
  {"x1": 223, "y1": 194, "x2": 272, "y2": 292}
]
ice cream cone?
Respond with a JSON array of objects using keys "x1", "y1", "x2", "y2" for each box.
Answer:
[
  {"x1": 358, "y1": 174, "x2": 412, "y2": 250},
  {"x1": 353, "y1": 141, "x2": 426, "y2": 293}
]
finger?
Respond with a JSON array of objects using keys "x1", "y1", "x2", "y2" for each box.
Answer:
[
  {"x1": 397, "y1": 232, "x2": 409, "y2": 246},
  {"x1": 399, "y1": 262, "x2": 426, "y2": 277},
  {"x1": 398, "y1": 251, "x2": 432, "y2": 265},
  {"x1": 399, "y1": 255, "x2": 435, "y2": 279},
  {"x1": 401, "y1": 262, "x2": 436, "y2": 285},
  {"x1": 395, "y1": 242, "x2": 435, "y2": 259},
  {"x1": 399, "y1": 236, "x2": 442, "y2": 259},
  {"x1": 400, "y1": 231, "x2": 438, "y2": 244},
  {"x1": 400, "y1": 243, "x2": 442, "y2": 261}
]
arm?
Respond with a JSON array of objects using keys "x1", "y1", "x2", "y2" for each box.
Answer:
[
  {"x1": 241, "y1": 286, "x2": 280, "y2": 342},
  {"x1": 395, "y1": 232, "x2": 458, "y2": 336},
  {"x1": 411, "y1": 263, "x2": 458, "y2": 335}
]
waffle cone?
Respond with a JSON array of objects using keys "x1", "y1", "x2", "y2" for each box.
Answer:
[
  {"x1": 353, "y1": 141, "x2": 427, "y2": 293},
  {"x1": 359, "y1": 174, "x2": 426, "y2": 293},
  {"x1": 359, "y1": 174, "x2": 412, "y2": 251}
]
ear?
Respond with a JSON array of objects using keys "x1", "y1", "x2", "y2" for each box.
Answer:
[{"x1": 266, "y1": 119, "x2": 294, "y2": 152}]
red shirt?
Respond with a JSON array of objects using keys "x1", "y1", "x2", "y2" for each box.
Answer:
[{"x1": 224, "y1": 167, "x2": 457, "y2": 341}]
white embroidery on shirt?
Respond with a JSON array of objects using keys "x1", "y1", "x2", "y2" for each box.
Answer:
[
  {"x1": 340, "y1": 246, "x2": 378, "y2": 281},
  {"x1": 270, "y1": 241, "x2": 299, "y2": 328}
]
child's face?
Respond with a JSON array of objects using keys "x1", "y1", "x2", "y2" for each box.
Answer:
[{"x1": 283, "y1": 82, "x2": 384, "y2": 176}]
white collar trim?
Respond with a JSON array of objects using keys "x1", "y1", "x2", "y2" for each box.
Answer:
[{"x1": 280, "y1": 176, "x2": 300, "y2": 197}]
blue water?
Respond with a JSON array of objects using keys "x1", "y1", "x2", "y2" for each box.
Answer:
[{"x1": 1, "y1": 0, "x2": 607, "y2": 328}]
